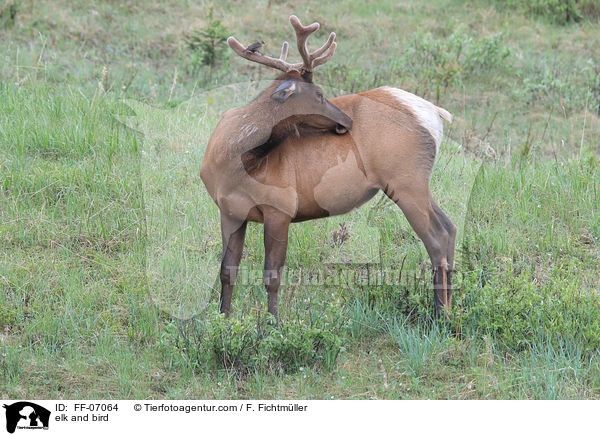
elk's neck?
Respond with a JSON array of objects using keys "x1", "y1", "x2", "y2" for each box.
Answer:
[{"x1": 224, "y1": 99, "x2": 294, "y2": 157}]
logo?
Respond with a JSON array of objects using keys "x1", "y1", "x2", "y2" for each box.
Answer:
[{"x1": 2, "y1": 402, "x2": 50, "y2": 434}]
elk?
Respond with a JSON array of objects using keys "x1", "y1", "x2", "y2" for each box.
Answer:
[{"x1": 200, "y1": 15, "x2": 456, "y2": 321}]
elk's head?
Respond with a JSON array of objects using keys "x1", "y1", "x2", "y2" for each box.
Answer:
[
  {"x1": 268, "y1": 72, "x2": 352, "y2": 134},
  {"x1": 228, "y1": 15, "x2": 352, "y2": 134}
]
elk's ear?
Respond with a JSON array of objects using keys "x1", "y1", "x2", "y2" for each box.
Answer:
[{"x1": 271, "y1": 80, "x2": 297, "y2": 102}]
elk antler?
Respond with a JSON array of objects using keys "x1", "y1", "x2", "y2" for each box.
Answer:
[
  {"x1": 227, "y1": 15, "x2": 337, "y2": 75},
  {"x1": 288, "y1": 15, "x2": 336, "y2": 73},
  {"x1": 227, "y1": 37, "x2": 297, "y2": 73}
]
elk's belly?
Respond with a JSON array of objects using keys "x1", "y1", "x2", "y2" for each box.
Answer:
[{"x1": 294, "y1": 149, "x2": 379, "y2": 221}]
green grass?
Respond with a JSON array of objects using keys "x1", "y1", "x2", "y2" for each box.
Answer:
[{"x1": 1, "y1": 0, "x2": 599, "y2": 399}]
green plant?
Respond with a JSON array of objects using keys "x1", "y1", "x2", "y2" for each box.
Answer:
[
  {"x1": 160, "y1": 308, "x2": 345, "y2": 375},
  {"x1": 322, "y1": 30, "x2": 511, "y2": 104},
  {"x1": 401, "y1": 29, "x2": 511, "y2": 102},
  {"x1": 0, "y1": 0, "x2": 18, "y2": 28},
  {"x1": 456, "y1": 263, "x2": 600, "y2": 354},
  {"x1": 0, "y1": 305, "x2": 18, "y2": 330},
  {"x1": 527, "y1": 0, "x2": 582, "y2": 23},
  {"x1": 321, "y1": 63, "x2": 385, "y2": 95},
  {"x1": 183, "y1": 6, "x2": 229, "y2": 73},
  {"x1": 387, "y1": 320, "x2": 450, "y2": 375},
  {"x1": 462, "y1": 33, "x2": 511, "y2": 71},
  {"x1": 497, "y1": 0, "x2": 600, "y2": 24}
]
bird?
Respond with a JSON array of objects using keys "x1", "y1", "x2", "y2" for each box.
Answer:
[{"x1": 244, "y1": 40, "x2": 264, "y2": 54}]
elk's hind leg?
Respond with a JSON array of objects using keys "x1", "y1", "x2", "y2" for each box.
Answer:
[
  {"x1": 432, "y1": 201, "x2": 457, "y2": 306},
  {"x1": 385, "y1": 183, "x2": 453, "y2": 317},
  {"x1": 219, "y1": 214, "x2": 248, "y2": 317},
  {"x1": 262, "y1": 206, "x2": 292, "y2": 322}
]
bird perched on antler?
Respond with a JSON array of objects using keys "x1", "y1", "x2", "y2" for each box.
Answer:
[{"x1": 244, "y1": 40, "x2": 265, "y2": 54}]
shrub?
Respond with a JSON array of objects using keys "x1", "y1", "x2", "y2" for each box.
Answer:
[
  {"x1": 496, "y1": 0, "x2": 600, "y2": 24},
  {"x1": 455, "y1": 160, "x2": 600, "y2": 353},
  {"x1": 526, "y1": 0, "x2": 583, "y2": 23},
  {"x1": 0, "y1": 0, "x2": 18, "y2": 29},
  {"x1": 183, "y1": 6, "x2": 229, "y2": 73},
  {"x1": 0, "y1": 305, "x2": 18, "y2": 330},
  {"x1": 160, "y1": 308, "x2": 345, "y2": 375},
  {"x1": 321, "y1": 63, "x2": 384, "y2": 95},
  {"x1": 321, "y1": 29, "x2": 511, "y2": 102},
  {"x1": 401, "y1": 29, "x2": 511, "y2": 101},
  {"x1": 456, "y1": 263, "x2": 600, "y2": 354}
]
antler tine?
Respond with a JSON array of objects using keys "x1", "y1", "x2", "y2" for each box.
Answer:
[
  {"x1": 289, "y1": 15, "x2": 337, "y2": 73},
  {"x1": 227, "y1": 36, "x2": 294, "y2": 73},
  {"x1": 289, "y1": 15, "x2": 320, "y2": 73},
  {"x1": 280, "y1": 41, "x2": 289, "y2": 61},
  {"x1": 312, "y1": 41, "x2": 336, "y2": 69},
  {"x1": 310, "y1": 32, "x2": 336, "y2": 59}
]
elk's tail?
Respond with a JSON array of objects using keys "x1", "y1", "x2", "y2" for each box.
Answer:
[{"x1": 435, "y1": 105, "x2": 453, "y2": 123}]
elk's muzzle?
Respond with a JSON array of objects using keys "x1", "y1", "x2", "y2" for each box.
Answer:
[{"x1": 324, "y1": 100, "x2": 352, "y2": 134}]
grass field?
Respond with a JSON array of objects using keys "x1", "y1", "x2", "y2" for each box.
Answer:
[{"x1": 1, "y1": 0, "x2": 599, "y2": 399}]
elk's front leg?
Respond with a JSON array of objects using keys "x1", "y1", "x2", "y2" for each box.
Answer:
[
  {"x1": 219, "y1": 214, "x2": 247, "y2": 317},
  {"x1": 262, "y1": 207, "x2": 291, "y2": 321}
]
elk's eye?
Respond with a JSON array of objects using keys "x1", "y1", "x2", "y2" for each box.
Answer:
[{"x1": 316, "y1": 92, "x2": 324, "y2": 102}]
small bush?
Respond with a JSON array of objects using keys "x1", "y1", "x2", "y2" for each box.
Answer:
[
  {"x1": 401, "y1": 29, "x2": 511, "y2": 101},
  {"x1": 517, "y1": 63, "x2": 599, "y2": 111},
  {"x1": 160, "y1": 308, "x2": 345, "y2": 375},
  {"x1": 321, "y1": 63, "x2": 384, "y2": 95},
  {"x1": 497, "y1": 0, "x2": 600, "y2": 24},
  {"x1": 322, "y1": 29, "x2": 511, "y2": 102},
  {"x1": 183, "y1": 6, "x2": 229, "y2": 73},
  {"x1": 0, "y1": 305, "x2": 18, "y2": 330},
  {"x1": 0, "y1": 0, "x2": 18, "y2": 28},
  {"x1": 526, "y1": 0, "x2": 583, "y2": 23},
  {"x1": 456, "y1": 263, "x2": 600, "y2": 354}
]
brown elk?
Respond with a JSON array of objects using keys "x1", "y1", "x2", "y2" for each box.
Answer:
[{"x1": 200, "y1": 15, "x2": 456, "y2": 321}]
